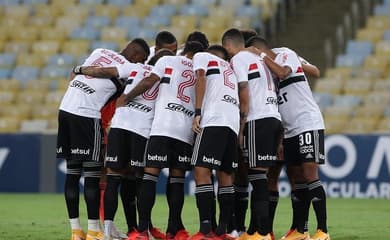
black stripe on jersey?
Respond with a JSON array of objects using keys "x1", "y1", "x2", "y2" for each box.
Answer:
[
  {"x1": 248, "y1": 72, "x2": 260, "y2": 80},
  {"x1": 279, "y1": 75, "x2": 306, "y2": 89},
  {"x1": 104, "y1": 77, "x2": 126, "y2": 106},
  {"x1": 161, "y1": 77, "x2": 171, "y2": 84},
  {"x1": 126, "y1": 78, "x2": 133, "y2": 85},
  {"x1": 206, "y1": 69, "x2": 220, "y2": 76}
]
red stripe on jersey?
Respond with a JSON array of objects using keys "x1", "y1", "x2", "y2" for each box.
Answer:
[
  {"x1": 129, "y1": 71, "x2": 137, "y2": 77},
  {"x1": 296, "y1": 66, "x2": 303, "y2": 73},
  {"x1": 249, "y1": 63, "x2": 258, "y2": 71},
  {"x1": 165, "y1": 68, "x2": 173, "y2": 75},
  {"x1": 207, "y1": 61, "x2": 218, "y2": 67}
]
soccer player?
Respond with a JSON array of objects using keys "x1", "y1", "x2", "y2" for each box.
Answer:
[
  {"x1": 245, "y1": 36, "x2": 321, "y2": 240},
  {"x1": 246, "y1": 39, "x2": 329, "y2": 240},
  {"x1": 72, "y1": 50, "x2": 175, "y2": 240},
  {"x1": 57, "y1": 38, "x2": 150, "y2": 240},
  {"x1": 189, "y1": 44, "x2": 248, "y2": 240},
  {"x1": 146, "y1": 31, "x2": 178, "y2": 63},
  {"x1": 117, "y1": 41, "x2": 205, "y2": 240},
  {"x1": 222, "y1": 29, "x2": 283, "y2": 240}
]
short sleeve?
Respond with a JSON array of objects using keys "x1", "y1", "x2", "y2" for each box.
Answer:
[
  {"x1": 116, "y1": 62, "x2": 134, "y2": 79},
  {"x1": 278, "y1": 51, "x2": 300, "y2": 71},
  {"x1": 193, "y1": 53, "x2": 208, "y2": 72},
  {"x1": 231, "y1": 54, "x2": 249, "y2": 83},
  {"x1": 151, "y1": 56, "x2": 167, "y2": 78}
]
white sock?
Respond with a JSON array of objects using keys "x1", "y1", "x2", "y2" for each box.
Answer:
[
  {"x1": 69, "y1": 218, "x2": 82, "y2": 230},
  {"x1": 88, "y1": 219, "x2": 101, "y2": 232},
  {"x1": 104, "y1": 220, "x2": 113, "y2": 236}
]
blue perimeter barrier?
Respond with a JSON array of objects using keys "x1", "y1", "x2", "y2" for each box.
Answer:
[{"x1": 0, "y1": 134, "x2": 389, "y2": 198}]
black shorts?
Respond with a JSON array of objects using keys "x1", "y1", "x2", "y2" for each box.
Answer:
[
  {"x1": 283, "y1": 129, "x2": 325, "y2": 165},
  {"x1": 144, "y1": 136, "x2": 193, "y2": 170},
  {"x1": 56, "y1": 110, "x2": 104, "y2": 162},
  {"x1": 105, "y1": 128, "x2": 147, "y2": 170},
  {"x1": 191, "y1": 126, "x2": 238, "y2": 173},
  {"x1": 243, "y1": 117, "x2": 283, "y2": 168}
]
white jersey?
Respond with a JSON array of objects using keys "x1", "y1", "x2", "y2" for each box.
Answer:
[
  {"x1": 231, "y1": 51, "x2": 281, "y2": 122},
  {"x1": 193, "y1": 52, "x2": 240, "y2": 135},
  {"x1": 60, "y1": 48, "x2": 132, "y2": 119},
  {"x1": 110, "y1": 63, "x2": 157, "y2": 138},
  {"x1": 273, "y1": 47, "x2": 325, "y2": 138},
  {"x1": 149, "y1": 55, "x2": 195, "y2": 145}
]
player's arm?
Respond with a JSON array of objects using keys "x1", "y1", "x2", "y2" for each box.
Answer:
[
  {"x1": 193, "y1": 69, "x2": 206, "y2": 134},
  {"x1": 262, "y1": 54, "x2": 292, "y2": 80},
  {"x1": 116, "y1": 73, "x2": 160, "y2": 107},
  {"x1": 238, "y1": 81, "x2": 249, "y2": 148},
  {"x1": 72, "y1": 65, "x2": 119, "y2": 79},
  {"x1": 299, "y1": 57, "x2": 320, "y2": 78}
]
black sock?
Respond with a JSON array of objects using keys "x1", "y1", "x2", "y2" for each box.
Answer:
[
  {"x1": 138, "y1": 173, "x2": 158, "y2": 232},
  {"x1": 84, "y1": 176, "x2": 101, "y2": 219},
  {"x1": 120, "y1": 176, "x2": 137, "y2": 232},
  {"x1": 247, "y1": 191, "x2": 256, "y2": 235},
  {"x1": 249, "y1": 170, "x2": 270, "y2": 235},
  {"x1": 268, "y1": 191, "x2": 279, "y2": 232},
  {"x1": 104, "y1": 174, "x2": 121, "y2": 221},
  {"x1": 234, "y1": 185, "x2": 249, "y2": 232},
  {"x1": 290, "y1": 190, "x2": 298, "y2": 230},
  {"x1": 215, "y1": 186, "x2": 235, "y2": 236},
  {"x1": 167, "y1": 176, "x2": 185, "y2": 235},
  {"x1": 210, "y1": 175, "x2": 217, "y2": 231},
  {"x1": 65, "y1": 173, "x2": 81, "y2": 218},
  {"x1": 195, "y1": 184, "x2": 214, "y2": 234},
  {"x1": 293, "y1": 182, "x2": 309, "y2": 233},
  {"x1": 308, "y1": 180, "x2": 327, "y2": 233}
]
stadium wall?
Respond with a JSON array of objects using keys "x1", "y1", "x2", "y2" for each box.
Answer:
[{"x1": 0, "y1": 134, "x2": 389, "y2": 199}]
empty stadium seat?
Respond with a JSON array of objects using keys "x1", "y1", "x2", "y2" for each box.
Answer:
[
  {"x1": 180, "y1": 4, "x2": 209, "y2": 16},
  {"x1": 45, "y1": 90, "x2": 66, "y2": 105},
  {"x1": 12, "y1": 66, "x2": 39, "y2": 84},
  {"x1": 91, "y1": 41, "x2": 119, "y2": 51},
  {"x1": 336, "y1": 54, "x2": 365, "y2": 67},
  {"x1": 1, "y1": 0, "x2": 21, "y2": 5},
  {"x1": 363, "y1": 92, "x2": 390, "y2": 106},
  {"x1": 0, "y1": 91, "x2": 16, "y2": 104},
  {"x1": 107, "y1": 0, "x2": 133, "y2": 6},
  {"x1": 85, "y1": 16, "x2": 111, "y2": 29},
  {"x1": 23, "y1": 0, "x2": 48, "y2": 4},
  {"x1": 150, "y1": 4, "x2": 177, "y2": 17},
  {"x1": 0, "y1": 79, "x2": 20, "y2": 91},
  {"x1": 94, "y1": 4, "x2": 120, "y2": 20},
  {"x1": 143, "y1": 15, "x2": 172, "y2": 28},
  {"x1": 16, "y1": 53, "x2": 45, "y2": 68},
  {"x1": 0, "y1": 69, "x2": 12, "y2": 79},
  {"x1": 41, "y1": 66, "x2": 70, "y2": 79},
  {"x1": 324, "y1": 117, "x2": 348, "y2": 134},
  {"x1": 32, "y1": 41, "x2": 60, "y2": 55},
  {"x1": 366, "y1": 16, "x2": 390, "y2": 29},
  {"x1": 115, "y1": 16, "x2": 141, "y2": 28},
  {"x1": 333, "y1": 95, "x2": 362, "y2": 107},
  {"x1": 0, "y1": 118, "x2": 20, "y2": 133},
  {"x1": 314, "y1": 78, "x2": 344, "y2": 94},
  {"x1": 346, "y1": 41, "x2": 373, "y2": 57},
  {"x1": 70, "y1": 27, "x2": 100, "y2": 41},
  {"x1": 375, "y1": 117, "x2": 390, "y2": 133},
  {"x1": 384, "y1": 30, "x2": 390, "y2": 40},
  {"x1": 343, "y1": 79, "x2": 372, "y2": 95},
  {"x1": 374, "y1": 4, "x2": 390, "y2": 16},
  {"x1": 354, "y1": 106, "x2": 384, "y2": 120},
  {"x1": 0, "y1": 53, "x2": 16, "y2": 68},
  {"x1": 324, "y1": 105, "x2": 354, "y2": 118},
  {"x1": 100, "y1": 27, "x2": 128, "y2": 42},
  {"x1": 24, "y1": 79, "x2": 50, "y2": 92},
  {"x1": 325, "y1": 67, "x2": 352, "y2": 79},
  {"x1": 47, "y1": 54, "x2": 75, "y2": 67},
  {"x1": 20, "y1": 119, "x2": 49, "y2": 133},
  {"x1": 313, "y1": 92, "x2": 333, "y2": 109},
  {"x1": 356, "y1": 29, "x2": 384, "y2": 43},
  {"x1": 373, "y1": 79, "x2": 390, "y2": 91},
  {"x1": 61, "y1": 40, "x2": 90, "y2": 57}
]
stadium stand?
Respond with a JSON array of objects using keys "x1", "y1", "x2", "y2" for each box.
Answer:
[{"x1": 314, "y1": 0, "x2": 390, "y2": 133}]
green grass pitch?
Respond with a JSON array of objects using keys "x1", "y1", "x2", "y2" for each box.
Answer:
[{"x1": 0, "y1": 194, "x2": 388, "y2": 240}]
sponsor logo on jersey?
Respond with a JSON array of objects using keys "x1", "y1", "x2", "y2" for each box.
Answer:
[
  {"x1": 130, "y1": 160, "x2": 144, "y2": 167},
  {"x1": 221, "y1": 94, "x2": 239, "y2": 106},
  {"x1": 300, "y1": 145, "x2": 314, "y2": 154},
  {"x1": 126, "y1": 101, "x2": 152, "y2": 113},
  {"x1": 248, "y1": 63, "x2": 261, "y2": 80},
  {"x1": 165, "y1": 103, "x2": 194, "y2": 117},
  {"x1": 70, "y1": 80, "x2": 95, "y2": 94},
  {"x1": 266, "y1": 96, "x2": 278, "y2": 105},
  {"x1": 71, "y1": 148, "x2": 91, "y2": 155},
  {"x1": 202, "y1": 156, "x2": 221, "y2": 166},
  {"x1": 257, "y1": 154, "x2": 277, "y2": 161},
  {"x1": 105, "y1": 156, "x2": 118, "y2": 162},
  {"x1": 147, "y1": 154, "x2": 167, "y2": 162},
  {"x1": 178, "y1": 155, "x2": 191, "y2": 163},
  {"x1": 206, "y1": 60, "x2": 220, "y2": 76},
  {"x1": 161, "y1": 67, "x2": 173, "y2": 84}
]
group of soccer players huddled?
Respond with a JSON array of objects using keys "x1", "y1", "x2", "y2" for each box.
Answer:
[{"x1": 56, "y1": 28, "x2": 330, "y2": 240}]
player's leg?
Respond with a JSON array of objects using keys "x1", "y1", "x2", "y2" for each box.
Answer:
[
  {"x1": 190, "y1": 127, "x2": 222, "y2": 240},
  {"x1": 267, "y1": 163, "x2": 282, "y2": 238},
  {"x1": 301, "y1": 130, "x2": 329, "y2": 240}
]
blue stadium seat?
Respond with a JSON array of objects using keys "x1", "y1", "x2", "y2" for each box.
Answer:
[
  {"x1": 79, "y1": 0, "x2": 104, "y2": 4},
  {"x1": 383, "y1": 30, "x2": 390, "y2": 41},
  {"x1": 0, "y1": 69, "x2": 12, "y2": 79},
  {"x1": 143, "y1": 15, "x2": 171, "y2": 28},
  {"x1": 91, "y1": 41, "x2": 119, "y2": 51},
  {"x1": 41, "y1": 66, "x2": 70, "y2": 79},
  {"x1": 115, "y1": 16, "x2": 140, "y2": 28},
  {"x1": 333, "y1": 95, "x2": 362, "y2": 107},
  {"x1": 236, "y1": 5, "x2": 261, "y2": 18},
  {"x1": 22, "y1": 0, "x2": 48, "y2": 4},
  {"x1": 385, "y1": 106, "x2": 390, "y2": 116},
  {"x1": 384, "y1": 0, "x2": 390, "y2": 5},
  {"x1": 0, "y1": 53, "x2": 16, "y2": 68},
  {"x1": 180, "y1": 4, "x2": 209, "y2": 16},
  {"x1": 346, "y1": 41, "x2": 373, "y2": 57},
  {"x1": 336, "y1": 54, "x2": 365, "y2": 67},
  {"x1": 70, "y1": 27, "x2": 100, "y2": 40},
  {"x1": 0, "y1": 0, "x2": 20, "y2": 5},
  {"x1": 128, "y1": 27, "x2": 157, "y2": 40},
  {"x1": 190, "y1": 0, "x2": 217, "y2": 6},
  {"x1": 374, "y1": 5, "x2": 390, "y2": 16},
  {"x1": 85, "y1": 16, "x2": 111, "y2": 29},
  {"x1": 12, "y1": 67, "x2": 39, "y2": 83},
  {"x1": 313, "y1": 92, "x2": 333, "y2": 109},
  {"x1": 47, "y1": 54, "x2": 75, "y2": 67},
  {"x1": 150, "y1": 4, "x2": 177, "y2": 17},
  {"x1": 78, "y1": 55, "x2": 89, "y2": 65},
  {"x1": 107, "y1": 0, "x2": 133, "y2": 6}
]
